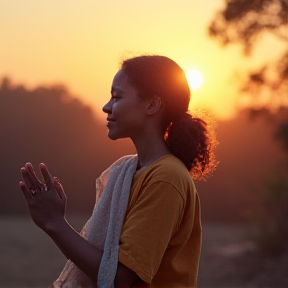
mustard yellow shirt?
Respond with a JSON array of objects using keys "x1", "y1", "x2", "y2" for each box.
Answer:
[{"x1": 118, "y1": 154, "x2": 202, "y2": 288}]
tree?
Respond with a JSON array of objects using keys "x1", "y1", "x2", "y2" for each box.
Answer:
[
  {"x1": 209, "y1": 0, "x2": 288, "y2": 110},
  {"x1": 209, "y1": 1, "x2": 288, "y2": 285}
]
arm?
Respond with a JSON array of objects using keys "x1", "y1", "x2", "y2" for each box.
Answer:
[
  {"x1": 19, "y1": 163, "x2": 137, "y2": 287},
  {"x1": 46, "y1": 217, "x2": 137, "y2": 287}
]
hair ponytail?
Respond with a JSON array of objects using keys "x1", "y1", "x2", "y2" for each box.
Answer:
[{"x1": 165, "y1": 111, "x2": 218, "y2": 180}]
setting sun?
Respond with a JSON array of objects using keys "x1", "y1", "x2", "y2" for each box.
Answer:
[{"x1": 186, "y1": 70, "x2": 204, "y2": 90}]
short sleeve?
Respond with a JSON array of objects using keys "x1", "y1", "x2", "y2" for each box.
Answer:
[{"x1": 118, "y1": 181, "x2": 185, "y2": 283}]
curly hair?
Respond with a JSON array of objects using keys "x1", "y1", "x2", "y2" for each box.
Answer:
[{"x1": 121, "y1": 55, "x2": 218, "y2": 180}]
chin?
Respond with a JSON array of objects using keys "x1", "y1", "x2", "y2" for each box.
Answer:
[
  {"x1": 107, "y1": 131, "x2": 129, "y2": 141},
  {"x1": 107, "y1": 131, "x2": 122, "y2": 140},
  {"x1": 107, "y1": 134, "x2": 118, "y2": 140}
]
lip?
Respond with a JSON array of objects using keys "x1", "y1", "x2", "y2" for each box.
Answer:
[{"x1": 106, "y1": 118, "x2": 116, "y2": 128}]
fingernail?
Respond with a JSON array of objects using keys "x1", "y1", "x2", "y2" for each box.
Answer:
[
  {"x1": 54, "y1": 177, "x2": 60, "y2": 185},
  {"x1": 40, "y1": 163, "x2": 46, "y2": 169}
]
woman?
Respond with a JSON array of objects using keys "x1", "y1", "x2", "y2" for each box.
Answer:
[{"x1": 20, "y1": 55, "x2": 217, "y2": 288}]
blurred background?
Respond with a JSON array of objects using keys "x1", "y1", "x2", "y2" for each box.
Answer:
[{"x1": 1, "y1": 0, "x2": 288, "y2": 287}]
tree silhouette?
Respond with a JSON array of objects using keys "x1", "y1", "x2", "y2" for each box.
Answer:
[
  {"x1": 209, "y1": 0, "x2": 288, "y2": 110},
  {"x1": 209, "y1": 2, "x2": 288, "y2": 285},
  {"x1": 0, "y1": 78, "x2": 135, "y2": 215}
]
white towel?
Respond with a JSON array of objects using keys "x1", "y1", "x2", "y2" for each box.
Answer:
[{"x1": 51, "y1": 154, "x2": 138, "y2": 288}]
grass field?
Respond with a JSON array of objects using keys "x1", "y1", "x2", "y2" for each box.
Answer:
[{"x1": 0, "y1": 216, "x2": 256, "y2": 288}]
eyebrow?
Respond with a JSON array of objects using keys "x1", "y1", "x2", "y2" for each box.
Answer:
[{"x1": 111, "y1": 87, "x2": 124, "y2": 94}]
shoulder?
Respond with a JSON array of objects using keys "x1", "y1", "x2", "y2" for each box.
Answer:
[
  {"x1": 97, "y1": 154, "x2": 137, "y2": 190},
  {"x1": 141, "y1": 154, "x2": 196, "y2": 201},
  {"x1": 152, "y1": 154, "x2": 189, "y2": 175},
  {"x1": 112, "y1": 154, "x2": 138, "y2": 167},
  {"x1": 102, "y1": 154, "x2": 137, "y2": 175}
]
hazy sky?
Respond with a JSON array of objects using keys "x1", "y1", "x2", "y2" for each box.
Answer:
[{"x1": 0, "y1": 0, "x2": 280, "y2": 120}]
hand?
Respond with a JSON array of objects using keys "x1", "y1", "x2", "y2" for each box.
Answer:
[{"x1": 19, "y1": 163, "x2": 67, "y2": 232}]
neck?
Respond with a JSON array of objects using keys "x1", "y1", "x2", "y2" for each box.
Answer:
[{"x1": 131, "y1": 130, "x2": 171, "y2": 170}]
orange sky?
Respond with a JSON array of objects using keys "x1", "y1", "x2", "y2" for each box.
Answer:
[{"x1": 0, "y1": 0, "x2": 281, "y2": 121}]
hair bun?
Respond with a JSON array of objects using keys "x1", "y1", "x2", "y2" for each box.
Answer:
[{"x1": 165, "y1": 112, "x2": 218, "y2": 180}]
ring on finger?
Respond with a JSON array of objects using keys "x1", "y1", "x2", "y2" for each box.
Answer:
[
  {"x1": 42, "y1": 184, "x2": 48, "y2": 192},
  {"x1": 30, "y1": 189, "x2": 36, "y2": 195}
]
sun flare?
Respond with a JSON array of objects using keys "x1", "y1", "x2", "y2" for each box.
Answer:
[{"x1": 186, "y1": 70, "x2": 204, "y2": 90}]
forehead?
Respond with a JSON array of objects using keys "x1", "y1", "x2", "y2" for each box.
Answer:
[
  {"x1": 111, "y1": 69, "x2": 131, "y2": 91},
  {"x1": 111, "y1": 69, "x2": 145, "y2": 104}
]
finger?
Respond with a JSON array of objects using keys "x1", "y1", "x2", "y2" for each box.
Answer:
[
  {"x1": 20, "y1": 167, "x2": 35, "y2": 191},
  {"x1": 40, "y1": 163, "x2": 53, "y2": 189},
  {"x1": 19, "y1": 181, "x2": 33, "y2": 200},
  {"x1": 53, "y1": 177, "x2": 67, "y2": 201},
  {"x1": 25, "y1": 163, "x2": 43, "y2": 190}
]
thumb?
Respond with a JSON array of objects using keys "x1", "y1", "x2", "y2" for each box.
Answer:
[{"x1": 53, "y1": 177, "x2": 67, "y2": 201}]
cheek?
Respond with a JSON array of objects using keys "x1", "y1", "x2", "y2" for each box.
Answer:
[{"x1": 114, "y1": 101, "x2": 141, "y2": 116}]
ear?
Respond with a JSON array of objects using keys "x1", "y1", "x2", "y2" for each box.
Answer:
[{"x1": 146, "y1": 95, "x2": 162, "y2": 115}]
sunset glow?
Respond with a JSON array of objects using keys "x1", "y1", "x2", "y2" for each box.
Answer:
[
  {"x1": 0, "y1": 0, "x2": 275, "y2": 120},
  {"x1": 186, "y1": 70, "x2": 204, "y2": 90}
]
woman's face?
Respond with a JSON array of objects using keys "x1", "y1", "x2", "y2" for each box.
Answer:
[{"x1": 102, "y1": 69, "x2": 148, "y2": 140}]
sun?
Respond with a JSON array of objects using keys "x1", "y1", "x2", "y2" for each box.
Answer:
[{"x1": 186, "y1": 70, "x2": 204, "y2": 90}]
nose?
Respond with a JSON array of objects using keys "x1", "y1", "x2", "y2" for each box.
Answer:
[{"x1": 102, "y1": 100, "x2": 112, "y2": 114}]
